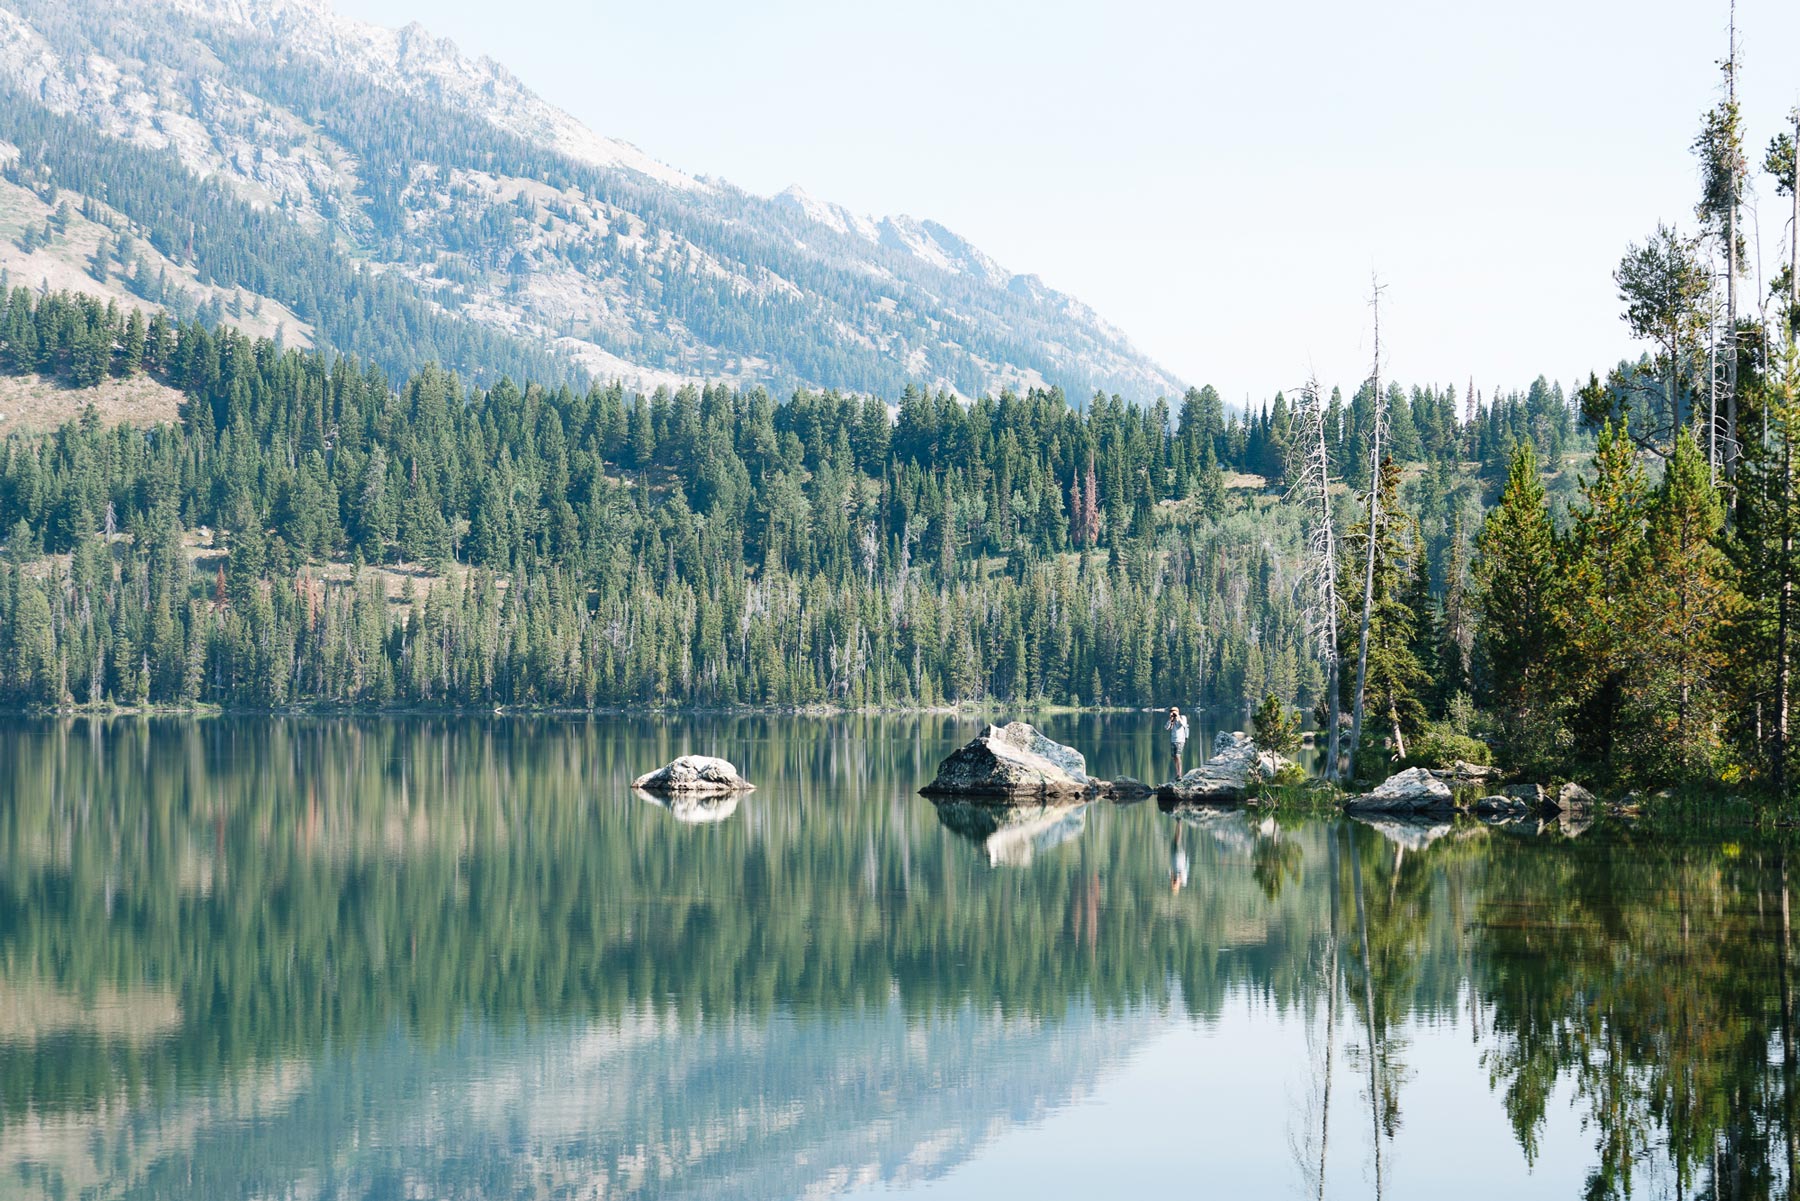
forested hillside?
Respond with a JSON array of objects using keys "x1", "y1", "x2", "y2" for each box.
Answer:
[
  {"x1": 0, "y1": 285, "x2": 1575, "y2": 719},
  {"x1": 0, "y1": 0, "x2": 1185, "y2": 400}
]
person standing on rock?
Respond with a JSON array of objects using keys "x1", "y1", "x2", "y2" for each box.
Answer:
[{"x1": 1165, "y1": 706, "x2": 1190, "y2": 775}]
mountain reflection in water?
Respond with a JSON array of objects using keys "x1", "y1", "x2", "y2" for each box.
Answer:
[{"x1": 0, "y1": 714, "x2": 1795, "y2": 1200}]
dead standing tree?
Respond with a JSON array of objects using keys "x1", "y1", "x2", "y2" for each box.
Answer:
[
  {"x1": 1347, "y1": 278, "x2": 1389, "y2": 782},
  {"x1": 1695, "y1": 1, "x2": 1748, "y2": 477},
  {"x1": 1287, "y1": 375, "x2": 1344, "y2": 779}
]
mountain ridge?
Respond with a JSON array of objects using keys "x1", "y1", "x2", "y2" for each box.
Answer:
[{"x1": 0, "y1": 0, "x2": 1187, "y2": 400}]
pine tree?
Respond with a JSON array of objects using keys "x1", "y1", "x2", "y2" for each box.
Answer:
[
  {"x1": 1562, "y1": 420, "x2": 1650, "y2": 776},
  {"x1": 1436, "y1": 513, "x2": 1473, "y2": 709},
  {"x1": 1473, "y1": 442, "x2": 1563, "y2": 769},
  {"x1": 1633, "y1": 429, "x2": 1738, "y2": 780},
  {"x1": 1402, "y1": 536, "x2": 1441, "y2": 713},
  {"x1": 1725, "y1": 343, "x2": 1800, "y2": 792}
]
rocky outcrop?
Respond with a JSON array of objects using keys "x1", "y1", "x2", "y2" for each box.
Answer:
[
  {"x1": 920, "y1": 723, "x2": 1092, "y2": 798},
  {"x1": 1345, "y1": 767, "x2": 1457, "y2": 815},
  {"x1": 1156, "y1": 731, "x2": 1293, "y2": 805},
  {"x1": 632, "y1": 755, "x2": 755, "y2": 795}
]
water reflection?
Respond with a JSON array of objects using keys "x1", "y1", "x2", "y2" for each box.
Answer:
[
  {"x1": 635, "y1": 787, "x2": 743, "y2": 824},
  {"x1": 931, "y1": 799, "x2": 1090, "y2": 867},
  {"x1": 0, "y1": 716, "x2": 1794, "y2": 1199}
]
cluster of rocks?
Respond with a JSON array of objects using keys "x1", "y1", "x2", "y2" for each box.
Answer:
[
  {"x1": 1343, "y1": 768, "x2": 1601, "y2": 824},
  {"x1": 917, "y1": 721, "x2": 1304, "y2": 807},
  {"x1": 907, "y1": 721, "x2": 1623, "y2": 838}
]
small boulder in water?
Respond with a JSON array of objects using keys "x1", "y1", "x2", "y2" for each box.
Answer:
[
  {"x1": 920, "y1": 722, "x2": 1091, "y2": 798},
  {"x1": 633, "y1": 755, "x2": 755, "y2": 795},
  {"x1": 1345, "y1": 767, "x2": 1456, "y2": 814}
]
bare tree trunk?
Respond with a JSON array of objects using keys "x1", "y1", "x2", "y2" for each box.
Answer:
[
  {"x1": 1711, "y1": 296, "x2": 1721, "y2": 483},
  {"x1": 1724, "y1": 4, "x2": 1740, "y2": 478},
  {"x1": 1348, "y1": 280, "x2": 1387, "y2": 782},
  {"x1": 1289, "y1": 378, "x2": 1344, "y2": 779}
]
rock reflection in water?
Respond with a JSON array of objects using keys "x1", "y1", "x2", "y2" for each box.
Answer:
[
  {"x1": 634, "y1": 787, "x2": 742, "y2": 824},
  {"x1": 1350, "y1": 815, "x2": 1453, "y2": 851},
  {"x1": 929, "y1": 799, "x2": 1089, "y2": 867}
]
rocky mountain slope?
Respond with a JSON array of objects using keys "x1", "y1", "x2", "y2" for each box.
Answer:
[{"x1": 0, "y1": 0, "x2": 1185, "y2": 399}]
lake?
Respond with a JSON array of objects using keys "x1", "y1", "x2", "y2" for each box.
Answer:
[{"x1": 0, "y1": 713, "x2": 1791, "y2": 1200}]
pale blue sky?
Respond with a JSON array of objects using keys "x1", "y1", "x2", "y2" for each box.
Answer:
[{"x1": 340, "y1": 0, "x2": 1800, "y2": 403}]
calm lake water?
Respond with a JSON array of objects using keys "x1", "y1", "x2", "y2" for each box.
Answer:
[{"x1": 1, "y1": 713, "x2": 1793, "y2": 1200}]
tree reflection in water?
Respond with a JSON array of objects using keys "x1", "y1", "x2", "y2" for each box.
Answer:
[{"x1": 0, "y1": 716, "x2": 1797, "y2": 1199}]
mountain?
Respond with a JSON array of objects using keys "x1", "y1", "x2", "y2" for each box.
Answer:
[{"x1": 0, "y1": 0, "x2": 1185, "y2": 400}]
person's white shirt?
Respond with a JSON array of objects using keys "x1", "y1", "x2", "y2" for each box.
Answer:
[{"x1": 1167, "y1": 712, "x2": 1189, "y2": 747}]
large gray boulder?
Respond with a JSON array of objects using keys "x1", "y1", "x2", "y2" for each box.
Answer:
[
  {"x1": 1345, "y1": 767, "x2": 1456, "y2": 815},
  {"x1": 920, "y1": 722, "x2": 1092, "y2": 798},
  {"x1": 633, "y1": 755, "x2": 755, "y2": 795},
  {"x1": 1156, "y1": 731, "x2": 1292, "y2": 805}
]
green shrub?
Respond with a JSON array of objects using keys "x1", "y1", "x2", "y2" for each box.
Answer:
[
  {"x1": 1401, "y1": 724, "x2": 1494, "y2": 771},
  {"x1": 1251, "y1": 693, "x2": 1302, "y2": 756}
]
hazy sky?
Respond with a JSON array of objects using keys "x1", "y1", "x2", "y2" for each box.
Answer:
[{"x1": 338, "y1": 0, "x2": 1800, "y2": 403}]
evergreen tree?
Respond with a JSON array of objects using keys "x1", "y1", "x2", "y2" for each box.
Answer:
[
  {"x1": 1725, "y1": 342, "x2": 1800, "y2": 794},
  {"x1": 1342, "y1": 460, "x2": 1427, "y2": 771},
  {"x1": 1631, "y1": 429, "x2": 1738, "y2": 781},
  {"x1": 1473, "y1": 443, "x2": 1563, "y2": 771},
  {"x1": 1561, "y1": 420, "x2": 1650, "y2": 777}
]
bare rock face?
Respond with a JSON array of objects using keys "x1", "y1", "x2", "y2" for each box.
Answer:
[
  {"x1": 920, "y1": 723, "x2": 1092, "y2": 798},
  {"x1": 1345, "y1": 767, "x2": 1457, "y2": 815},
  {"x1": 632, "y1": 755, "x2": 755, "y2": 795},
  {"x1": 1157, "y1": 731, "x2": 1291, "y2": 805}
]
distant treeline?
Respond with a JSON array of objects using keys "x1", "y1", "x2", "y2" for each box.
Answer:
[{"x1": 0, "y1": 288, "x2": 1574, "y2": 713}]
